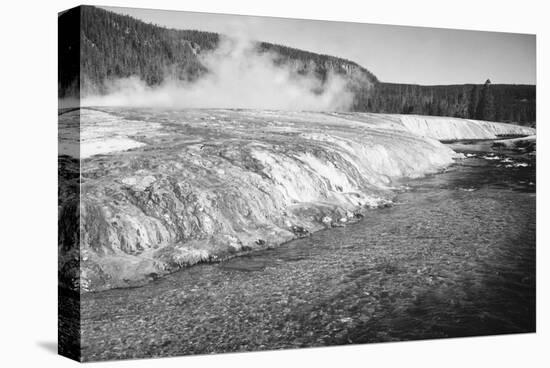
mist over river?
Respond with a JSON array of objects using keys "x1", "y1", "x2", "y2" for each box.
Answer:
[{"x1": 79, "y1": 143, "x2": 535, "y2": 361}]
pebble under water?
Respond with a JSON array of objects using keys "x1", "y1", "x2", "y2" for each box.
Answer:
[{"x1": 80, "y1": 144, "x2": 536, "y2": 361}]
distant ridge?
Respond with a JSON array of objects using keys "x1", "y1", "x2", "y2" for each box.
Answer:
[{"x1": 58, "y1": 6, "x2": 535, "y2": 125}]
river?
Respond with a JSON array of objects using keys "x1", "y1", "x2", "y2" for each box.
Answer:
[{"x1": 79, "y1": 143, "x2": 536, "y2": 361}]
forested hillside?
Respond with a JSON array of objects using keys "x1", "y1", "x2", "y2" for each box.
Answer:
[
  {"x1": 365, "y1": 80, "x2": 536, "y2": 125},
  {"x1": 60, "y1": 6, "x2": 377, "y2": 98},
  {"x1": 79, "y1": 6, "x2": 218, "y2": 93},
  {"x1": 58, "y1": 6, "x2": 535, "y2": 125},
  {"x1": 256, "y1": 42, "x2": 378, "y2": 88}
]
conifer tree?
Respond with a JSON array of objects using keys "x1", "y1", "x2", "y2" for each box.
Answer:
[{"x1": 476, "y1": 79, "x2": 495, "y2": 121}]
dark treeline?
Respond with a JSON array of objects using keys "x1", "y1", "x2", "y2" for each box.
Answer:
[
  {"x1": 79, "y1": 6, "x2": 219, "y2": 94},
  {"x1": 64, "y1": 6, "x2": 377, "y2": 96},
  {"x1": 363, "y1": 80, "x2": 536, "y2": 126},
  {"x1": 256, "y1": 42, "x2": 378, "y2": 84},
  {"x1": 59, "y1": 6, "x2": 536, "y2": 125}
]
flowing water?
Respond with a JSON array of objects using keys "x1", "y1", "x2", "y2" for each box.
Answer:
[{"x1": 80, "y1": 144, "x2": 535, "y2": 361}]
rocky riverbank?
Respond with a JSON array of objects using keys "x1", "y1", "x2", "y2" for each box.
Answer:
[{"x1": 58, "y1": 109, "x2": 534, "y2": 292}]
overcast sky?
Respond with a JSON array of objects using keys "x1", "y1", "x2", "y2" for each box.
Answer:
[{"x1": 103, "y1": 6, "x2": 536, "y2": 85}]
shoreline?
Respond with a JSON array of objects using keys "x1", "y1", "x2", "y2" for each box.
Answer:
[
  {"x1": 79, "y1": 159, "x2": 466, "y2": 295},
  {"x1": 79, "y1": 197, "x2": 394, "y2": 295},
  {"x1": 60, "y1": 109, "x2": 533, "y2": 293},
  {"x1": 78, "y1": 150, "x2": 535, "y2": 360}
]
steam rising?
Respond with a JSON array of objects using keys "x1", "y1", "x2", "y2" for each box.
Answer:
[{"x1": 81, "y1": 36, "x2": 354, "y2": 111}]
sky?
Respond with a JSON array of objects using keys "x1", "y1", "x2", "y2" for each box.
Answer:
[{"x1": 103, "y1": 6, "x2": 536, "y2": 85}]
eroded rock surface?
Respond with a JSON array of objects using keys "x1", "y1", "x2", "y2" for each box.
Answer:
[{"x1": 58, "y1": 108, "x2": 533, "y2": 291}]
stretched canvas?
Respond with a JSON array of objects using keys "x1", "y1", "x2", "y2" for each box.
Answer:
[{"x1": 58, "y1": 5, "x2": 536, "y2": 362}]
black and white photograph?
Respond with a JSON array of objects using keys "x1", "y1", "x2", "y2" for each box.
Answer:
[
  {"x1": 55, "y1": 4, "x2": 539, "y2": 362},
  {"x1": 4, "y1": 1, "x2": 549, "y2": 367}
]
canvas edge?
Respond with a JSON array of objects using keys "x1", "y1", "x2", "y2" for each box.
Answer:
[{"x1": 58, "y1": 5, "x2": 82, "y2": 362}]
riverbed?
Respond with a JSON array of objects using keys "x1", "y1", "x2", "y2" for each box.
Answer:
[{"x1": 80, "y1": 143, "x2": 535, "y2": 361}]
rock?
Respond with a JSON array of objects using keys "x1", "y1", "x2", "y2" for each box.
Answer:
[
  {"x1": 121, "y1": 175, "x2": 156, "y2": 191},
  {"x1": 59, "y1": 108, "x2": 532, "y2": 292},
  {"x1": 290, "y1": 225, "x2": 309, "y2": 237}
]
